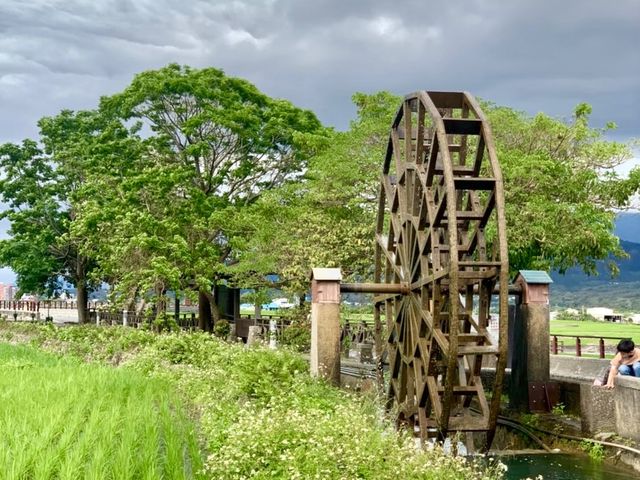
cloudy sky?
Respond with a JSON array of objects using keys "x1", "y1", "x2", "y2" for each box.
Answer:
[{"x1": 1, "y1": 0, "x2": 639, "y2": 283}]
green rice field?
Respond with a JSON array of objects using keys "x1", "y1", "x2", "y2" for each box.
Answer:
[
  {"x1": 0, "y1": 343, "x2": 203, "y2": 479},
  {"x1": 549, "y1": 319, "x2": 640, "y2": 341}
]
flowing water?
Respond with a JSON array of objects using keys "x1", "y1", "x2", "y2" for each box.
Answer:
[{"x1": 501, "y1": 453, "x2": 634, "y2": 480}]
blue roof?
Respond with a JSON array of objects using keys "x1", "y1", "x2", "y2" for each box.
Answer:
[{"x1": 517, "y1": 270, "x2": 553, "y2": 284}]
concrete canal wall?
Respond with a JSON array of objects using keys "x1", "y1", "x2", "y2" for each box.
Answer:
[{"x1": 551, "y1": 355, "x2": 640, "y2": 441}]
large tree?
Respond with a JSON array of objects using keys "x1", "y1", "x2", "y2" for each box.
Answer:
[
  {"x1": 71, "y1": 64, "x2": 327, "y2": 327},
  {"x1": 0, "y1": 110, "x2": 116, "y2": 322}
]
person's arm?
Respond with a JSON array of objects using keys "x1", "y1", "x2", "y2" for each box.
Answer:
[{"x1": 604, "y1": 355, "x2": 620, "y2": 389}]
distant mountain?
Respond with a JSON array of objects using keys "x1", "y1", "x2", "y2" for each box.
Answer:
[
  {"x1": 550, "y1": 213, "x2": 640, "y2": 310},
  {"x1": 551, "y1": 239, "x2": 640, "y2": 288}
]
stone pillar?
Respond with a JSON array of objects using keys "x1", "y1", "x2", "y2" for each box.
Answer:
[
  {"x1": 510, "y1": 270, "x2": 553, "y2": 410},
  {"x1": 122, "y1": 310, "x2": 128, "y2": 327},
  {"x1": 269, "y1": 317, "x2": 277, "y2": 349},
  {"x1": 96, "y1": 311, "x2": 101, "y2": 326},
  {"x1": 247, "y1": 325, "x2": 262, "y2": 347},
  {"x1": 310, "y1": 268, "x2": 342, "y2": 385},
  {"x1": 227, "y1": 323, "x2": 237, "y2": 342}
]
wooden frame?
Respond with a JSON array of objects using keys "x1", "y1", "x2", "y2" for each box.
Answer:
[{"x1": 374, "y1": 91, "x2": 509, "y2": 450}]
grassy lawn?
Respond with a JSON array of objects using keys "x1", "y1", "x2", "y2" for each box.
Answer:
[{"x1": 0, "y1": 343, "x2": 202, "y2": 479}]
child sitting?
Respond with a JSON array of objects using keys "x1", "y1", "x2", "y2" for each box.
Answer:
[{"x1": 603, "y1": 339, "x2": 640, "y2": 389}]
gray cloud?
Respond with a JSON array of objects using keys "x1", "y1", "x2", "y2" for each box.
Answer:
[{"x1": 0, "y1": 0, "x2": 638, "y2": 140}]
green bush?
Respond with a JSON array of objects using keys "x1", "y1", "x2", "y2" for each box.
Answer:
[
  {"x1": 147, "y1": 312, "x2": 180, "y2": 333},
  {"x1": 213, "y1": 319, "x2": 231, "y2": 339},
  {"x1": 280, "y1": 324, "x2": 311, "y2": 352}
]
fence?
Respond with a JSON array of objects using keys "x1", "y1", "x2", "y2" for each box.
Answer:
[
  {"x1": 341, "y1": 319, "x2": 375, "y2": 345},
  {"x1": 88, "y1": 309, "x2": 200, "y2": 331},
  {"x1": 2, "y1": 305, "x2": 380, "y2": 343},
  {"x1": 550, "y1": 334, "x2": 632, "y2": 359},
  {"x1": 0, "y1": 300, "x2": 109, "y2": 311},
  {"x1": 236, "y1": 314, "x2": 378, "y2": 344}
]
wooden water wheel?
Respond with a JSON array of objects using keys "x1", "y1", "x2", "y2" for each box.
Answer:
[{"x1": 373, "y1": 91, "x2": 508, "y2": 450}]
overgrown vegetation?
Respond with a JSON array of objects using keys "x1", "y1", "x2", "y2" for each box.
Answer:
[
  {"x1": 580, "y1": 440, "x2": 605, "y2": 462},
  {"x1": 0, "y1": 321, "x2": 504, "y2": 479}
]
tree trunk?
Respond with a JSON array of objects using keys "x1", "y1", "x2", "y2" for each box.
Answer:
[
  {"x1": 198, "y1": 290, "x2": 213, "y2": 332},
  {"x1": 126, "y1": 287, "x2": 139, "y2": 313},
  {"x1": 206, "y1": 289, "x2": 221, "y2": 325},
  {"x1": 155, "y1": 286, "x2": 167, "y2": 321},
  {"x1": 254, "y1": 301, "x2": 261, "y2": 320},
  {"x1": 76, "y1": 281, "x2": 88, "y2": 324}
]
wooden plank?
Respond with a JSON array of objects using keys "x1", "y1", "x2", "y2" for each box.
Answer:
[
  {"x1": 426, "y1": 91, "x2": 465, "y2": 109},
  {"x1": 443, "y1": 118, "x2": 482, "y2": 135},
  {"x1": 444, "y1": 333, "x2": 487, "y2": 344},
  {"x1": 472, "y1": 135, "x2": 485, "y2": 176},
  {"x1": 416, "y1": 102, "x2": 426, "y2": 165},
  {"x1": 432, "y1": 328, "x2": 449, "y2": 353},
  {"x1": 453, "y1": 177, "x2": 495, "y2": 190},
  {"x1": 425, "y1": 133, "x2": 439, "y2": 186},
  {"x1": 458, "y1": 268, "x2": 498, "y2": 280},
  {"x1": 458, "y1": 261, "x2": 501, "y2": 267},
  {"x1": 437, "y1": 385, "x2": 478, "y2": 394},
  {"x1": 474, "y1": 376, "x2": 490, "y2": 418},
  {"x1": 433, "y1": 194, "x2": 447, "y2": 227},
  {"x1": 433, "y1": 163, "x2": 474, "y2": 175},
  {"x1": 458, "y1": 345, "x2": 498, "y2": 355},
  {"x1": 447, "y1": 416, "x2": 488, "y2": 431},
  {"x1": 426, "y1": 376, "x2": 442, "y2": 420}
]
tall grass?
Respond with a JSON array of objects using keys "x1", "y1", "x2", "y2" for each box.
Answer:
[{"x1": 0, "y1": 343, "x2": 203, "y2": 479}]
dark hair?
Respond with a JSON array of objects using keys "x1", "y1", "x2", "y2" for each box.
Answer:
[{"x1": 617, "y1": 339, "x2": 635, "y2": 353}]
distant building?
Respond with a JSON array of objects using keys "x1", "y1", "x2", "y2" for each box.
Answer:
[
  {"x1": 0, "y1": 283, "x2": 16, "y2": 301},
  {"x1": 586, "y1": 307, "x2": 614, "y2": 321}
]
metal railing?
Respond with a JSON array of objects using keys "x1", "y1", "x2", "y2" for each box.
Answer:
[
  {"x1": 0, "y1": 300, "x2": 109, "y2": 311},
  {"x1": 550, "y1": 334, "x2": 632, "y2": 358},
  {"x1": 237, "y1": 314, "x2": 378, "y2": 343}
]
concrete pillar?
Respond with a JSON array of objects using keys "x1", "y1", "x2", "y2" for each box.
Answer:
[
  {"x1": 269, "y1": 317, "x2": 277, "y2": 349},
  {"x1": 247, "y1": 325, "x2": 262, "y2": 347},
  {"x1": 310, "y1": 268, "x2": 342, "y2": 385},
  {"x1": 227, "y1": 323, "x2": 237, "y2": 342},
  {"x1": 510, "y1": 270, "x2": 553, "y2": 410},
  {"x1": 96, "y1": 311, "x2": 101, "y2": 326},
  {"x1": 122, "y1": 310, "x2": 128, "y2": 327}
]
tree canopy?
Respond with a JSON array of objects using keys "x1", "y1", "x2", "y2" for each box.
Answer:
[
  {"x1": 252, "y1": 92, "x2": 639, "y2": 291},
  {"x1": 70, "y1": 64, "x2": 327, "y2": 322},
  {"x1": 1, "y1": 72, "x2": 638, "y2": 322}
]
